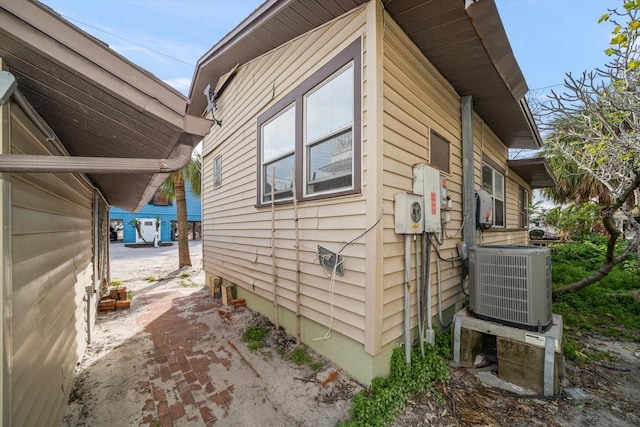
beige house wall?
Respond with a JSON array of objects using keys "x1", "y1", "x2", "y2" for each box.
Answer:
[
  {"x1": 201, "y1": 2, "x2": 532, "y2": 384},
  {"x1": 7, "y1": 101, "x2": 95, "y2": 426},
  {"x1": 202, "y1": 6, "x2": 370, "y2": 347}
]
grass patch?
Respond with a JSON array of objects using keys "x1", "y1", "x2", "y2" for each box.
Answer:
[
  {"x1": 145, "y1": 276, "x2": 156, "y2": 282},
  {"x1": 179, "y1": 280, "x2": 200, "y2": 288},
  {"x1": 551, "y1": 237, "x2": 640, "y2": 360},
  {"x1": 110, "y1": 280, "x2": 122, "y2": 287},
  {"x1": 242, "y1": 324, "x2": 268, "y2": 351},
  {"x1": 180, "y1": 271, "x2": 191, "y2": 278},
  {"x1": 287, "y1": 346, "x2": 312, "y2": 365},
  {"x1": 310, "y1": 360, "x2": 324, "y2": 371}
]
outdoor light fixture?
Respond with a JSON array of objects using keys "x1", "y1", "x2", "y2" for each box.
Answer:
[{"x1": 0, "y1": 70, "x2": 17, "y2": 105}]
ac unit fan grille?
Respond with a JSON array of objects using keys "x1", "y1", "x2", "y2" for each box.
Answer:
[
  {"x1": 470, "y1": 246, "x2": 552, "y2": 332},
  {"x1": 477, "y1": 253, "x2": 530, "y2": 325}
]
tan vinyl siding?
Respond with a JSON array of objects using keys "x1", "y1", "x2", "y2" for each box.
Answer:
[
  {"x1": 202, "y1": 6, "x2": 369, "y2": 344},
  {"x1": 380, "y1": 15, "x2": 465, "y2": 346},
  {"x1": 379, "y1": 15, "x2": 531, "y2": 345},
  {"x1": 9, "y1": 103, "x2": 94, "y2": 427}
]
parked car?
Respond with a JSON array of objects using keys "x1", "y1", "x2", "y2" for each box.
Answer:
[{"x1": 110, "y1": 227, "x2": 117, "y2": 241}]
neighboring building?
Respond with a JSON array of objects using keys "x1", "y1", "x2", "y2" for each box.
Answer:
[
  {"x1": 190, "y1": 0, "x2": 555, "y2": 385},
  {"x1": 109, "y1": 183, "x2": 202, "y2": 243},
  {"x1": 0, "y1": 2, "x2": 210, "y2": 425}
]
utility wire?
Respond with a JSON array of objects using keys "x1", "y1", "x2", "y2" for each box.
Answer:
[{"x1": 61, "y1": 15, "x2": 196, "y2": 67}]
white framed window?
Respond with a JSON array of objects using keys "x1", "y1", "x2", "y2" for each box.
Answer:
[
  {"x1": 256, "y1": 38, "x2": 361, "y2": 206},
  {"x1": 260, "y1": 105, "x2": 295, "y2": 202},
  {"x1": 304, "y1": 64, "x2": 354, "y2": 196},
  {"x1": 482, "y1": 162, "x2": 505, "y2": 227}
]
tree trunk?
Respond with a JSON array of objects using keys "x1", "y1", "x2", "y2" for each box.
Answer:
[{"x1": 174, "y1": 173, "x2": 191, "y2": 268}]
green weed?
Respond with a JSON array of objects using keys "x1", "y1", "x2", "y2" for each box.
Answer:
[
  {"x1": 242, "y1": 324, "x2": 268, "y2": 352},
  {"x1": 310, "y1": 361, "x2": 324, "y2": 371},
  {"x1": 145, "y1": 276, "x2": 156, "y2": 282},
  {"x1": 110, "y1": 280, "x2": 122, "y2": 287},
  {"x1": 287, "y1": 346, "x2": 312, "y2": 365},
  {"x1": 339, "y1": 340, "x2": 449, "y2": 427}
]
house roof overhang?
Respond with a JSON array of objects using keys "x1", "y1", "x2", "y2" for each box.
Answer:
[
  {"x1": 0, "y1": 0, "x2": 211, "y2": 211},
  {"x1": 508, "y1": 158, "x2": 557, "y2": 189},
  {"x1": 189, "y1": 0, "x2": 542, "y2": 150}
]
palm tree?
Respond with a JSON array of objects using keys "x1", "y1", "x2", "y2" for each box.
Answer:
[
  {"x1": 540, "y1": 147, "x2": 612, "y2": 206},
  {"x1": 161, "y1": 153, "x2": 201, "y2": 268}
]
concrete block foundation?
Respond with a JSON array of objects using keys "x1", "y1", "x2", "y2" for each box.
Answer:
[{"x1": 453, "y1": 309, "x2": 564, "y2": 396}]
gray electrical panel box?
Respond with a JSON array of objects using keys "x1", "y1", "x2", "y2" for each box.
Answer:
[
  {"x1": 413, "y1": 163, "x2": 441, "y2": 233},
  {"x1": 394, "y1": 193, "x2": 424, "y2": 234}
]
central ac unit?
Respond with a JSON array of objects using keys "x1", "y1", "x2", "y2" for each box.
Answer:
[{"x1": 469, "y1": 245, "x2": 552, "y2": 332}]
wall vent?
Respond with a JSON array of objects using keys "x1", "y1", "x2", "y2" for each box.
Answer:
[{"x1": 469, "y1": 245, "x2": 552, "y2": 332}]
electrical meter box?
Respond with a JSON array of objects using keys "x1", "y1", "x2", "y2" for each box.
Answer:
[
  {"x1": 394, "y1": 193, "x2": 424, "y2": 234},
  {"x1": 412, "y1": 163, "x2": 441, "y2": 233}
]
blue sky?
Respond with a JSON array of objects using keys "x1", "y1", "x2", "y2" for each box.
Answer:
[{"x1": 40, "y1": 0, "x2": 621, "y2": 100}]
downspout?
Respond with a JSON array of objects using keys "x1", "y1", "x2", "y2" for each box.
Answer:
[{"x1": 461, "y1": 96, "x2": 475, "y2": 250}]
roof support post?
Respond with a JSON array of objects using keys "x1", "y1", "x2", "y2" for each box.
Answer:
[
  {"x1": 0, "y1": 59, "x2": 12, "y2": 427},
  {"x1": 461, "y1": 96, "x2": 475, "y2": 250}
]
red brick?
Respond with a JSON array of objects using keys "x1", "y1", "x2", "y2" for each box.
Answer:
[
  {"x1": 153, "y1": 389, "x2": 166, "y2": 402},
  {"x1": 208, "y1": 393, "x2": 223, "y2": 406},
  {"x1": 142, "y1": 414, "x2": 154, "y2": 424},
  {"x1": 143, "y1": 399, "x2": 155, "y2": 411},
  {"x1": 161, "y1": 366, "x2": 171, "y2": 382},
  {"x1": 204, "y1": 382, "x2": 215, "y2": 394},
  {"x1": 180, "y1": 389, "x2": 195, "y2": 406},
  {"x1": 158, "y1": 400, "x2": 170, "y2": 417},
  {"x1": 159, "y1": 414, "x2": 172, "y2": 427},
  {"x1": 170, "y1": 402, "x2": 185, "y2": 420},
  {"x1": 199, "y1": 406, "x2": 216, "y2": 423},
  {"x1": 219, "y1": 388, "x2": 233, "y2": 406},
  {"x1": 184, "y1": 371, "x2": 197, "y2": 384}
]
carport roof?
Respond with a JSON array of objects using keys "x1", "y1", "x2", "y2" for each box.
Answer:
[
  {"x1": 189, "y1": 0, "x2": 542, "y2": 150},
  {"x1": 0, "y1": 0, "x2": 211, "y2": 211}
]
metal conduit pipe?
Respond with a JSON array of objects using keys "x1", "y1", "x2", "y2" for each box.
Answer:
[
  {"x1": 415, "y1": 236, "x2": 423, "y2": 357},
  {"x1": 403, "y1": 234, "x2": 411, "y2": 364}
]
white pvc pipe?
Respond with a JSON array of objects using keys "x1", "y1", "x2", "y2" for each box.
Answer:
[
  {"x1": 425, "y1": 235, "x2": 434, "y2": 345},
  {"x1": 404, "y1": 234, "x2": 411, "y2": 364},
  {"x1": 415, "y1": 236, "x2": 424, "y2": 356}
]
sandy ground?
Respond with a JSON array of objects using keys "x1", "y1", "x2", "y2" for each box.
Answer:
[
  {"x1": 61, "y1": 241, "x2": 361, "y2": 426},
  {"x1": 61, "y1": 241, "x2": 640, "y2": 426}
]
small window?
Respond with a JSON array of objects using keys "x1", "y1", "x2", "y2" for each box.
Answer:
[
  {"x1": 213, "y1": 155, "x2": 222, "y2": 189},
  {"x1": 430, "y1": 131, "x2": 450, "y2": 174},
  {"x1": 482, "y1": 162, "x2": 505, "y2": 227},
  {"x1": 520, "y1": 187, "x2": 529, "y2": 228}
]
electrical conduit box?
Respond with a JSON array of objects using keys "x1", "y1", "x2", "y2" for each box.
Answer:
[
  {"x1": 394, "y1": 193, "x2": 424, "y2": 234},
  {"x1": 412, "y1": 163, "x2": 441, "y2": 233}
]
